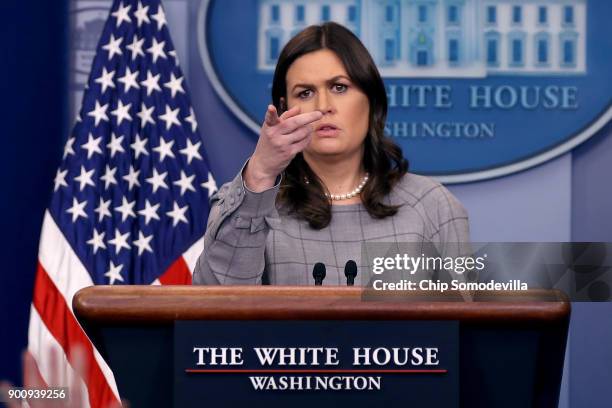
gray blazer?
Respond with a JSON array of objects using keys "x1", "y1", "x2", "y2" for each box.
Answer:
[{"x1": 193, "y1": 163, "x2": 470, "y2": 286}]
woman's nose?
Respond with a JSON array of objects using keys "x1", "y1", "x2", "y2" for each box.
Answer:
[{"x1": 315, "y1": 90, "x2": 333, "y2": 114}]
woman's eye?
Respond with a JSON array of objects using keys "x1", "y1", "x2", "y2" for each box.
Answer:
[
  {"x1": 333, "y1": 84, "x2": 348, "y2": 92},
  {"x1": 298, "y1": 90, "x2": 312, "y2": 99}
]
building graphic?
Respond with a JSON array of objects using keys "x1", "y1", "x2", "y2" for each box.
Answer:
[{"x1": 257, "y1": 0, "x2": 586, "y2": 77}]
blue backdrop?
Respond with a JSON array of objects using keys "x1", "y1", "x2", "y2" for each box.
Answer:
[{"x1": 0, "y1": 0, "x2": 68, "y2": 387}]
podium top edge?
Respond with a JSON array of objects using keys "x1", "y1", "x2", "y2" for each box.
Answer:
[{"x1": 73, "y1": 286, "x2": 570, "y2": 324}]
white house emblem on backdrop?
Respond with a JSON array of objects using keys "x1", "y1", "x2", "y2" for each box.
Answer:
[{"x1": 199, "y1": 0, "x2": 610, "y2": 183}]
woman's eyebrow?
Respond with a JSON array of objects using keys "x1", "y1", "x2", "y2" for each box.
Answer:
[{"x1": 291, "y1": 75, "x2": 350, "y2": 91}]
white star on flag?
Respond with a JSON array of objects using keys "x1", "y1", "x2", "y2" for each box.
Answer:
[
  {"x1": 86, "y1": 228, "x2": 106, "y2": 254},
  {"x1": 118, "y1": 67, "x2": 140, "y2": 93},
  {"x1": 146, "y1": 38, "x2": 166, "y2": 63},
  {"x1": 201, "y1": 172, "x2": 218, "y2": 198},
  {"x1": 126, "y1": 35, "x2": 145, "y2": 61},
  {"x1": 173, "y1": 170, "x2": 196, "y2": 195},
  {"x1": 94, "y1": 67, "x2": 116, "y2": 93},
  {"x1": 87, "y1": 101, "x2": 109, "y2": 126},
  {"x1": 137, "y1": 103, "x2": 155, "y2": 127},
  {"x1": 164, "y1": 73, "x2": 185, "y2": 98},
  {"x1": 123, "y1": 165, "x2": 141, "y2": 190},
  {"x1": 134, "y1": 1, "x2": 150, "y2": 27},
  {"x1": 54, "y1": 169, "x2": 68, "y2": 192},
  {"x1": 166, "y1": 202, "x2": 188, "y2": 226},
  {"x1": 133, "y1": 231, "x2": 154, "y2": 255},
  {"x1": 74, "y1": 165, "x2": 96, "y2": 191},
  {"x1": 104, "y1": 261, "x2": 125, "y2": 285},
  {"x1": 108, "y1": 228, "x2": 130, "y2": 254},
  {"x1": 153, "y1": 136, "x2": 176, "y2": 161},
  {"x1": 81, "y1": 133, "x2": 103, "y2": 159},
  {"x1": 100, "y1": 165, "x2": 118, "y2": 189},
  {"x1": 63, "y1": 137, "x2": 75, "y2": 159},
  {"x1": 184, "y1": 108, "x2": 198, "y2": 132},
  {"x1": 179, "y1": 139, "x2": 202, "y2": 164},
  {"x1": 130, "y1": 134, "x2": 149, "y2": 158},
  {"x1": 111, "y1": 2, "x2": 131, "y2": 27},
  {"x1": 146, "y1": 168, "x2": 169, "y2": 193},
  {"x1": 151, "y1": 6, "x2": 167, "y2": 30},
  {"x1": 114, "y1": 196, "x2": 137, "y2": 222},
  {"x1": 102, "y1": 34, "x2": 123, "y2": 59},
  {"x1": 138, "y1": 199, "x2": 161, "y2": 225},
  {"x1": 159, "y1": 105, "x2": 181, "y2": 130},
  {"x1": 141, "y1": 71, "x2": 161, "y2": 96},
  {"x1": 111, "y1": 100, "x2": 132, "y2": 125},
  {"x1": 66, "y1": 197, "x2": 88, "y2": 222},
  {"x1": 94, "y1": 197, "x2": 112, "y2": 222},
  {"x1": 107, "y1": 133, "x2": 125, "y2": 158}
]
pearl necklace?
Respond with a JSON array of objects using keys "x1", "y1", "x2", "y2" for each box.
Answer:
[{"x1": 323, "y1": 173, "x2": 369, "y2": 201}]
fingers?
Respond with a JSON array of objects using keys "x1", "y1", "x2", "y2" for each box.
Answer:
[
  {"x1": 0, "y1": 382, "x2": 21, "y2": 408},
  {"x1": 22, "y1": 351, "x2": 45, "y2": 408},
  {"x1": 290, "y1": 131, "x2": 313, "y2": 155},
  {"x1": 10, "y1": 348, "x2": 95, "y2": 408},
  {"x1": 48, "y1": 347, "x2": 59, "y2": 387},
  {"x1": 23, "y1": 350, "x2": 43, "y2": 389},
  {"x1": 264, "y1": 102, "x2": 303, "y2": 126},
  {"x1": 285, "y1": 123, "x2": 314, "y2": 145},
  {"x1": 279, "y1": 105, "x2": 300, "y2": 120},
  {"x1": 68, "y1": 345, "x2": 87, "y2": 408},
  {"x1": 69, "y1": 345, "x2": 87, "y2": 379},
  {"x1": 264, "y1": 104, "x2": 280, "y2": 127},
  {"x1": 279, "y1": 110, "x2": 323, "y2": 134}
]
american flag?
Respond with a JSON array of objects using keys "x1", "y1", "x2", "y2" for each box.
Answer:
[{"x1": 27, "y1": 1, "x2": 216, "y2": 406}]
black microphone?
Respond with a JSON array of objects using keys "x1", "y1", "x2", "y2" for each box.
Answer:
[
  {"x1": 312, "y1": 263, "x2": 326, "y2": 286},
  {"x1": 344, "y1": 260, "x2": 358, "y2": 286}
]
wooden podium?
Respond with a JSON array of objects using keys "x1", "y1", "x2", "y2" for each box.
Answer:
[{"x1": 74, "y1": 287, "x2": 570, "y2": 408}]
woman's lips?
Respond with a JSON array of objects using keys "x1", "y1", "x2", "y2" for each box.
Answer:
[{"x1": 316, "y1": 127, "x2": 340, "y2": 137}]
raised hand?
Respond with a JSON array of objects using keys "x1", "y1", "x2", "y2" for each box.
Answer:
[{"x1": 244, "y1": 102, "x2": 323, "y2": 192}]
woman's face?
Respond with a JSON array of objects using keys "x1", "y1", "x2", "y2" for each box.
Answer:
[{"x1": 285, "y1": 49, "x2": 370, "y2": 160}]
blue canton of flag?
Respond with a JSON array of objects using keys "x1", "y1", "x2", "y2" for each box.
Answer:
[{"x1": 50, "y1": 0, "x2": 217, "y2": 285}]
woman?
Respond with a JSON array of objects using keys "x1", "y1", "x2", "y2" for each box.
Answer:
[{"x1": 193, "y1": 22, "x2": 469, "y2": 286}]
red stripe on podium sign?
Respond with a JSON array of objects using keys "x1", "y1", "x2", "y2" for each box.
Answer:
[{"x1": 185, "y1": 369, "x2": 448, "y2": 374}]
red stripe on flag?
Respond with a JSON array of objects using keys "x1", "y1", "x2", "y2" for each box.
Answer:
[
  {"x1": 32, "y1": 262, "x2": 119, "y2": 408},
  {"x1": 158, "y1": 256, "x2": 192, "y2": 285}
]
